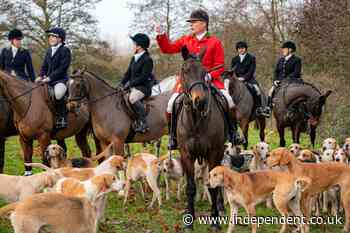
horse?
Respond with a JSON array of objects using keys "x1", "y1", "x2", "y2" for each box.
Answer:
[
  {"x1": 176, "y1": 46, "x2": 225, "y2": 231},
  {"x1": 223, "y1": 71, "x2": 266, "y2": 149},
  {"x1": 272, "y1": 80, "x2": 332, "y2": 147},
  {"x1": 67, "y1": 69, "x2": 171, "y2": 155},
  {"x1": 0, "y1": 89, "x2": 17, "y2": 173},
  {"x1": 0, "y1": 70, "x2": 93, "y2": 173}
]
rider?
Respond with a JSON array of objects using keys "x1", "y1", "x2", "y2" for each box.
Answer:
[
  {"x1": 0, "y1": 29, "x2": 35, "y2": 82},
  {"x1": 37, "y1": 27, "x2": 71, "y2": 129},
  {"x1": 120, "y1": 33, "x2": 154, "y2": 133},
  {"x1": 231, "y1": 41, "x2": 270, "y2": 117},
  {"x1": 155, "y1": 9, "x2": 242, "y2": 150},
  {"x1": 267, "y1": 41, "x2": 302, "y2": 111}
]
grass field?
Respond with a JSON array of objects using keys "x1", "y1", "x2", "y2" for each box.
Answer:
[{"x1": 0, "y1": 126, "x2": 345, "y2": 233}]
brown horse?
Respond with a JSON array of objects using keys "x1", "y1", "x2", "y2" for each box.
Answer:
[
  {"x1": 223, "y1": 71, "x2": 266, "y2": 149},
  {"x1": 0, "y1": 70, "x2": 92, "y2": 173},
  {"x1": 0, "y1": 89, "x2": 17, "y2": 173},
  {"x1": 176, "y1": 47, "x2": 225, "y2": 231},
  {"x1": 272, "y1": 80, "x2": 332, "y2": 147},
  {"x1": 67, "y1": 70, "x2": 171, "y2": 154}
]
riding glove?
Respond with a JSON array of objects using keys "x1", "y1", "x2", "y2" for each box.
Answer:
[
  {"x1": 238, "y1": 77, "x2": 245, "y2": 82},
  {"x1": 273, "y1": 80, "x2": 281, "y2": 86}
]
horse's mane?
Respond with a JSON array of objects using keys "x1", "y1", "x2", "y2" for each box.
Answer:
[{"x1": 84, "y1": 70, "x2": 115, "y2": 89}]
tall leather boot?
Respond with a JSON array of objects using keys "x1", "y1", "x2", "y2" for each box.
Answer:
[
  {"x1": 132, "y1": 101, "x2": 149, "y2": 133},
  {"x1": 166, "y1": 112, "x2": 178, "y2": 150},
  {"x1": 55, "y1": 99, "x2": 68, "y2": 129}
]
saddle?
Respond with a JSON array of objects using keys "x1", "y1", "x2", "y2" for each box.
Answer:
[{"x1": 121, "y1": 92, "x2": 151, "y2": 121}]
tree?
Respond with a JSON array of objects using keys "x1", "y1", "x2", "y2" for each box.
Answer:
[
  {"x1": 127, "y1": 0, "x2": 204, "y2": 40},
  {"x1": 1, "y1": 0, "x2": 101, "y2": 55}
]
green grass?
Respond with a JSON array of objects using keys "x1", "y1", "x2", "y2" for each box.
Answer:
[{"x1": 0, "y1": 127, "x2": 344, "y2": 233}]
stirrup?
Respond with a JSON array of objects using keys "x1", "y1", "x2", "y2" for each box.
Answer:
[
  {"x1": 134, "y1": 120, "x2": 149, "y2": 133},
  {"x1": 56, "y1": 117, "x2": 68, "y2": 129}
]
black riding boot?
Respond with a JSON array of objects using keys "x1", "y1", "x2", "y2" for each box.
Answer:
[
  {"x1": 132, "y1": 101, "x2": 149, "y2": 133},
  {"x1": 256, "y1": 94, "x2": 271, "y2": 118},
  {"x1": 55, "y1": 98, "x2": 68, "y2": 129},
  {"x1": 227, "y1": 110, "x2": 245, "y2": 145},
  {"x1": 167, "y1": 112, "x2": 178, "y2": 150}
]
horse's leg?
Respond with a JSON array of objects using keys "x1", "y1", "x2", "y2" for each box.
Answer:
[
  {"x1": 57, "y1": 139, "x2": 67, "y2": 153},
  {"x1": 296, "y1": 125, "x2": 301, "y2": 144},
  {"x1": 257, "y1": 118, "x2": 266, "y2": 142},
  {"x1": 93, "y1": 134, "x2": 102, "y2": 155},
  {"x1": 125, "y1": 144, "x2": 131, "y2": 157},
  {"x1": 181, "y1": 155, "x2": 196, "y2": 230},
  {"x1": 240, "y1": 120, "x2": 249, "y2": 150},
  {"x1": 75, "y1": 126, "x2": 91, "y2": 158},
  {"x1": 38, "y1": 134, "x2": 51, "y2": 166},
  {"x1": 291, "y1": 125, "x2": 297, "y2": 143},
  {"x1": 277, "y1": 123, "x2": 286, "y2": 147},
  {"x1": 208, "y1": 152, "x2": 224, "y2": 231},
  {"x1": 310, "y1": 125, "x2": 316, "y2": 148},
  {"x1": 111, "y1": 137, "x2": 125, "y2": 156},
  {"x1": 0, "y1": 138, "x2": 5, "y2": 173},
  {"x1": 19, "y1": 136, "x2": 33, "y2": 174},
  {"x1": 156, "y1": 139, "x2": 161, "y2": 157}
]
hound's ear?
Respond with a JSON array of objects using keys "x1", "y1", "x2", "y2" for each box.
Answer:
[
  {"x1": 223, "y1": 172, "x2": 234, "y2": 189},
  {"x1": 44, "y1": 148, "x2": 50, "y2": 161},
  {"x1": 319, "y1": 90, "x2": 332, "y2": 106},
  {"x1": 280, "y1": 149, "x2": 292, "y2": 166},
  {"x1": 45, "y1": 176, "x2": 55, "y2": 187},
  {"x1": 60, "y1": 147, "x2": 67, "y2": 159},
  {"x1": 181, "y1": 46, "x2": 190, "y2": 60}
]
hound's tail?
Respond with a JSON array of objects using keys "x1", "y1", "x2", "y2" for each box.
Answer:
[{"x1": 0, "y1": 202, "x2": 18, "y2": 216}]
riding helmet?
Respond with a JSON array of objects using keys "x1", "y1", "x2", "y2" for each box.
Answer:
[
  {"x1": 8, "y1": 29, "x2": 23, "y2": 40},
  {"x1": 130, "y1": 33, "x2": 150, "y2": 50},
  {"x1": 186, "y1": 9, "x2": 209, "y2": 24},
  {"x1": 236, "y1": 41, "x2": 248, "y2": 50},
  {"x1": 46, "y1": 27, "x2": 66, "y2": 42},
  {"x1": 281, "y1": 41, "x2": 296, "y2": 52}
]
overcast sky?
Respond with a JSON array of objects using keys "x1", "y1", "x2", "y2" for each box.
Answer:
[{"x1": 94, "y1": 0, "x2": 134, "y2": 53}]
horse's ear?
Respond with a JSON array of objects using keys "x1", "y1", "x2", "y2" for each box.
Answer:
[
  {"x1": 181, "y1": 46, "x2": 190, "y2": 60},
  {"x1": 198, "y1": 46, "x2": 207, "y2": 62},
  {"x1": 319, "y1": 90, "x2": 332, "y2": 105}
]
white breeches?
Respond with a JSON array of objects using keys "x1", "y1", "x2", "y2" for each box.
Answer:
[
  {"x1": 129, "y1": 88, "x2": 145, "y2": 104},
  {"x1": 54, "y1": 83, "x2": 67, "y2": 100}
]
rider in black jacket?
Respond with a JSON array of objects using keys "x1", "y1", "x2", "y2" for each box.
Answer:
[
  {"x1": 231, "y1": 41, "x2": 270, "y2": 117},
  {"x1": 0, "y1": 29, "x2": 35, "y2": 82},
  {"x1": 120, "y1": 33, "x2": 154, "y2": 133},
  {"x1": 267, "y1": 41, "x2": 302, "y2": 110}
]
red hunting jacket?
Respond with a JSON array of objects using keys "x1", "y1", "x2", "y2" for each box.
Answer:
[{"x1": 156, "y1": 32, "x2": 225, "y2": 93}]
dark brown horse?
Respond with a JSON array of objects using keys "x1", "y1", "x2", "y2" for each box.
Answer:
[
  {"x1": 0, "y1": 70, "x2": 92, "y2": 173},
  {"x1": 176, "y1": 47, "x2": 225, "y2": 231},
  {"x1": 67, "y1": 70, "x2": 171, "y2": 154},
  {"x1": 272, "y1": 80, "x2": 332, "y2": 147},
  {"x1": 223, "y1": 71, "x2": 266, "y2": 149}
]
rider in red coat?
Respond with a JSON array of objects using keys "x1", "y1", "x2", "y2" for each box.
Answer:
[{"x1": 155, "y1": 9, "x2": 242, "y2": 150}]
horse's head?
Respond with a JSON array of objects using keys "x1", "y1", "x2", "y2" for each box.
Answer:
[
  {"x1": 305, "y1": 90, "x2": 332, "y2": 126},
  {"x1": 180, "y1": 46, "x2": 209, "y2": 112},
  {"x1": 67, "y1": 68, "x2": 89, "y2": 110}
]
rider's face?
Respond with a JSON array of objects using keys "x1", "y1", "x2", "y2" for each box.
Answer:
[
  {"x1": 11, "y1": 39, "x2": 22, "y2": 48},
  {"x1": 133, "y1": 43, "x2": 143, "y2": 54},
  {"x1": 237, "y1": 48, "x2": 247, "y2": 55},
  {"x1": 48, "y1": 35, "x2": 61, "y2": 46},
  {"x1": 281, "y1": 48, "x2": 290, "y2": 57},
  {"x1": 190, "y1": 21, "x2": 207, "y2": 35}
]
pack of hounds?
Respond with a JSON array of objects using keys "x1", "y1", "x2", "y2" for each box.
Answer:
[{"x1": 0, "y1": 138, "x2": 350, "y2": 233}]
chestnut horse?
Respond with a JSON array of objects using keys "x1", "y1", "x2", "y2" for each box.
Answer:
[
  {"x1": 67, "y1": 70, "x2": 171, "y2": 154},
  {"x1": 0, "y1": 70, "x2": 92, "y2": 173}
]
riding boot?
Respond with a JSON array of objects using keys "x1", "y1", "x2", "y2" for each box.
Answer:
[
  {"x1": 132, "y1": 101, "x2": 149, "y2": 133},
  {"x1": 227, "y1": 109, "x2": 245, "y2": 145},
  {"x1": 55, "y1": 98, "x2": 68, "y2": 129},
  {"x1": 166, "y1": 112, "x2": 178, "y2": 150},
  {"x1": 256, "y1": 94, "x2": 271, "y2": 118}
]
